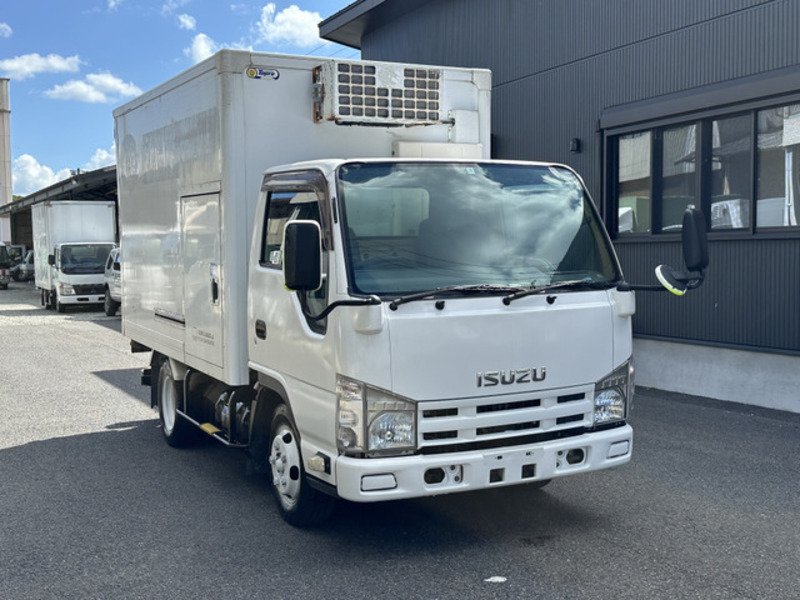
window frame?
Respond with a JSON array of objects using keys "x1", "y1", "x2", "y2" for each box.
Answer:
[
  {"x1": 605, "y1": 94, "x2": 800, "y2": 242},
  {"x1": 259, "y1": 169, "x2": 332, "y2": 334},
  {"x1": 258, "y1": 169, "x2": 333, "y2": 267}
]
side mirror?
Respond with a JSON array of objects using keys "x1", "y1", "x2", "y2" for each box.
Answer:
[
  {"x1": 47, "y1": 254, "x2": 55, "y2": 266},
  {"x1": 283, "y1": 220, "x2": 322, "y2": 292},
  {"x1": 681, "y1": 207, "x2": 709, "y2": 272},
  {"x1": 655, "y1": 208, "x2": 708, "y2": 295}
]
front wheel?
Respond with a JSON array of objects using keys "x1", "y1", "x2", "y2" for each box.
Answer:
[
  {"x1": 104, "y1": 290, "x2": 118, "y2": 316},
  {"x1": 154, "y1": 357, "x2": 194, "y2": 447},
  {"x1": 267, "y1": 404, "x2": 335, "y2": 527}
]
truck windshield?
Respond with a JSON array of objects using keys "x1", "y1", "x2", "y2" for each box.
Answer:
[
  {"x1": 338, "y1": 162, "x2": 621, "y2": 296},
  {"x1": 0, "y1": 245, "x2": 9, "y2": 268},
  {"x1": 60, "y1": 244, "x2": 115, "y2": 275}
]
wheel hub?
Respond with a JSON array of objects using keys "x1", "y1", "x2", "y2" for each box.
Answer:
[{"x1": 270, "y1": 426, "x2": 302, "y2": 510}]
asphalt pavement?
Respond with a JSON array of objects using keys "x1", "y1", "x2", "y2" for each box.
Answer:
[{"x1": 1, "y1": 280, "x2": 798, "y2": 600}]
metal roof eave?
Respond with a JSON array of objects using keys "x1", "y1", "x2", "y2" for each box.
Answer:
[{"x1": 319, "y1": 0, "x2": 428, "y2": 49}]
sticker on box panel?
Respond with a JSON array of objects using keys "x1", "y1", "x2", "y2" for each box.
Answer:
[{"x1": 246, "y1": 67, "x2": 280, "y2": 81}]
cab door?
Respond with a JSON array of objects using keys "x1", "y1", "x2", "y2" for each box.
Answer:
[{"x1": 248, "y1": 171, "x2": 333, "y2": 391}]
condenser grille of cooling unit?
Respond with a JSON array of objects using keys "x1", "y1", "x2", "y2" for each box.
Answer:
[{"x1": 330, "y1": 62, "x2": 443, "y2": 125}]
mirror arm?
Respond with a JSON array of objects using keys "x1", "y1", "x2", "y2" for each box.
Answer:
[
  {"x1": 617, "y1": 282, "x2": 668, "y2": 292},
  {"x1": 299, "y1": 294, "x2": 381, "y2": 321}
]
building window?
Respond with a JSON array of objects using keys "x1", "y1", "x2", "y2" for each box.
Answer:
[
  {"x1": 710, "y1": 114, "x2": 751, "y2": 230},
  {"x1": 610, "y1": 102, "x2": 800, "y2": 236},
  {"x1": 661, "y1": 124, "x2": 697, "y2": 231},
  {"x1": 617, "y1": 131, "x2": 651, "y2": 234},
  {"x1": 757, "y1": 104, "x2": 800, "y2": 227}
]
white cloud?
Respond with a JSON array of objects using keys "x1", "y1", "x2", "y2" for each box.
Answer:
[
  {"x1": 83, "y1": 144, "x2": 116, "y2": 171},
  {"x1": 0, "y1": 53, "x2": 81, "y2": 81},
  {"x1": 161, "y1": 0, "x2": 190, "y2": 17},
  {"x1": 108, "y1": 0, "x2": 124, "y2": 10},
  {"x1": 11, "y1": 155, "x2": 72, "y2": 197},
  {"x1": 12, "y1": 146, "x2": 116, "y2": 197},
  {"x1": 185, "y1": 33, "x2": 219, "y2": 63},
  {"x1": 0, "y1": 23, "x2": 12, "y2": 38},
  {"x1": 44, "y1": 72, "x2": 141, "y2": 103},
  {"x1": 256, "y1": 3, "x2": 322, "y2": 48},
  {"x1": 177, "y1": 14, "x2": 196, "y2": 30}
]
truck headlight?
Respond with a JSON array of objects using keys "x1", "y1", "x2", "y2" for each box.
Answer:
[
  {"x1": 336, "y1": 375, "x2": 417, "y2": 457},
  {"x1": 58, "y1": 283, "x2": 76, "y2": 296},
  {"x1": 593, "y1": 359, "x2": 634, "y2": 425}
]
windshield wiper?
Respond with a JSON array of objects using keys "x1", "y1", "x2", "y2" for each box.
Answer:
[
  {"x1": 502, "y1": 279, "x2": 616, "y2": 305},
  {"x1": 389, "y1": 284, "x2": 522, "y2": 310}
]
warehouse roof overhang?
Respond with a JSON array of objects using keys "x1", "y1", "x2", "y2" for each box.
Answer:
[
  {"x1": 0, "y1": 165, "x2": 117, "y2": 217},
  {"x1": 319, "y1": 0, "x2": 428, "y2": 48}
]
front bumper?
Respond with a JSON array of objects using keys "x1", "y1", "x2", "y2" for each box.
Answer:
[
  {"x1": 59, "y1": 294, "x2": 105, "y2": 305},
  {"x1": 334, "y1": 424, "x2": 632, "y2": 502}
]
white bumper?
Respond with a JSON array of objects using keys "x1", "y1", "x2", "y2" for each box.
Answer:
[
  {"x1": 334, "y1": 424, "x2": 633, "y2": 502},
  {"x1": 59, "y1": 293, "x2": 105, "y2": 305}
]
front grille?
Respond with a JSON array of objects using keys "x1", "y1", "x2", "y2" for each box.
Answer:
[
  {"x1": 73, "y1": 284, "x2": 104, "y2": 295},
  {"x1": 418, "y1": 386, "x2": 594, "y2": 454}
]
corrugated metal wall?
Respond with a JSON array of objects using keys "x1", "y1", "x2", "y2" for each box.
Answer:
[
  {"x1": 359, "y1": 0, "x2": 800, "y2": 354},
  {"x1": 362, "y1": 0, "x2": 800, "y2": 188},
  {"x1": 618, "y1": 239, "x2": 800, "y2": 352}
]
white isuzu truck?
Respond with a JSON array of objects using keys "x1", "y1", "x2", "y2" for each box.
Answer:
[
  {"x1": 32, "y1": 200, "x2": 117, "y2": 312},
  {"x1": 114, "y1": 50, "x2": 707, "y2": 526}
]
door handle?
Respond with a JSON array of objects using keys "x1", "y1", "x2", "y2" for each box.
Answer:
[
  {"x1": 211, "y1": 278, "x2": 219, "y2": 305},
  {"x1": 255, "y1": 319, "x2": 267, "y2": 339}
]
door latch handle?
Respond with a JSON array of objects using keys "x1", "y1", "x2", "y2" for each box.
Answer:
[{"x1": 255, "y1": 319, "x2": 267, "y2": 339}]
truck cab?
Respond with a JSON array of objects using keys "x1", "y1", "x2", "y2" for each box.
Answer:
[
  {"x1": 244, "y1": 158, "x2": 635, "y2": 520},
  {"x1": 48, "y1": 242, "x2": 116, "y2": 312}
]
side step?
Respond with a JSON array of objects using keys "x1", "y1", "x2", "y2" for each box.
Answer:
[
  {"x1": 199, "y1": 422, "x2": 222, "y2": 435},
  {"x1": 175, "y1": 409, "x2": 248, "y2": 449}
]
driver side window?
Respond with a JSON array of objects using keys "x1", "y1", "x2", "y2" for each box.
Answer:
[{"x1": 261, "y1": 189, "x2": 329, "y2": 334}]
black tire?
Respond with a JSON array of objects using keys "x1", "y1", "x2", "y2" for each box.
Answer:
[
  {"x1": 104, "y1": 289, "x2": 118, "y2": 316},
  {"x1": 56, "y1": 296, "x2": 65, "y2": 313},
  {"x1": 12, "y1": 271, "x2": 22, "y2": 282},
  {"x1": 267, "y1": 404, "x2": 335, "y2": 527},
  {"x1": 154, "y1": 358, "x2": 194, "y2": 447}
]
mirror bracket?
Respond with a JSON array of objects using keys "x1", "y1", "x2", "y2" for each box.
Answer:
[{"x1": 299, "y1": 295, "x2": 381, "y2": 321}]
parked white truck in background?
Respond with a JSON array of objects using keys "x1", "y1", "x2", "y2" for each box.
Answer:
[
  {"x1": 0, "y1": 243, "x2": 11, "y2": 289},
  {"x1": 114, "y1": 50, "x2": 707, "y2": 526},
  {"x1": 33, "y1": 200, "x2": 117, "y2": 312}
]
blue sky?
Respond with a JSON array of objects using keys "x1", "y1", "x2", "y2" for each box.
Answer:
[{"x1": 0, "y1": 1, "x2": 358, "y2": 196}]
